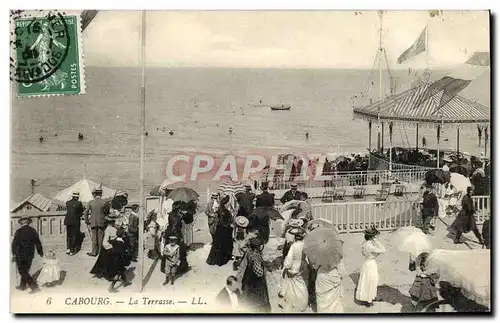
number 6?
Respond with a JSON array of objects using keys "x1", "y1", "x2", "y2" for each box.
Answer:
[{"x1": 46, "y1": 297, "x2": 52, "y2": 305}]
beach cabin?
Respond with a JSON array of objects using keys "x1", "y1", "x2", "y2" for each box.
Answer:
[{"x1": 10, "y1": 193, "x2": 55, "y2": 214}]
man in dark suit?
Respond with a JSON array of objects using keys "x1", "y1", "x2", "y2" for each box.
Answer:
[
  {"x1": 64, "y1": 192, "x2": 84, "y2": 255},
  {"x1": 280, "y1": 183, "x2": 307, "y2": 204},
  {"x1": 11, "y1": 216, "x2": 43, "y2": 293},
  {"x1": 216, "y1": 275, "x2": 241, "y2": 310},
  {"x1": 84, "y1": 188, "x2": 107, "y2": 256},
  {"x1": 255, "y1": 182, "x2": 275, "y2": 207},
  {"x1": 421, "y1": 186, "x2": 439, "y2": 234},
  {"x1": 128, "y1": 204, "x2": 140, "y2": 262},
  {"x1": 237, "y1": 185, "x2": 256, "y2": 218}
]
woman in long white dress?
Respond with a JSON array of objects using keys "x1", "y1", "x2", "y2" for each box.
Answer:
[
  {"x1": 279, "y1": 228, "x2": 309, "y2": 312},
  {"x1": 315, "y1": 261, "x2": 347, "y2": 313},
  {"x1": 356, "y1": 227, "x2": 386, "y2": 307}
]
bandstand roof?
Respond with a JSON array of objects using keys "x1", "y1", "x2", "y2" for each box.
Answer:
[{"x1": 353, "y1": 82, "x2": 490, "y2": 129}]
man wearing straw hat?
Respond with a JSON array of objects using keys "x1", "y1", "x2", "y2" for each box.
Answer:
[
  {"x1": 84, "y1": 186, "x2": 106, "y2": 256},
  {"x1": 11, "y1": 216, "x2": 43, "y2": 293},
  {"x1": 64, "y1": 191, "x2": 84, "y2": 256}
]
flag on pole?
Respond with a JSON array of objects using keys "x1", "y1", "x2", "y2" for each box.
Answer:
[{"x1": 397, "y1": 27, "x2": 427, "y2": 64}]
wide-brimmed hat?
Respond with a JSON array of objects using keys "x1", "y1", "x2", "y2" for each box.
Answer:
[
  {"x1": 249, "y1": 237, "x2": 263, "y2": 247},
  {"x1": 235, "y1": 216, "x2": 249, "y2": 228},
  {"x1": 290, "y1": 183, "x2": 298, "y2": 189},
  {"x1": 72, "y1": 191, "x2": 80, "y2": 197},
  {"x1": 364, "y1": 227, "x2": 380, "y2": 236},
  {"x1": 168, "y1": 236, "x2": 178, "y2": 241},
  {"x1": 18, "y1": 216, "x2": 32, "y2": 224},
  {"x1": 288, "y1": 218, "x2": 304, "y2": 228},
  {"x1": 289, "y1": 227, "x2": 306, "y2": 238}
]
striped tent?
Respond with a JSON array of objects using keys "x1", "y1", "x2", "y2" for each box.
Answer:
[{"x1": 353, "y1": 82, "x2": 490, "y2": 129}]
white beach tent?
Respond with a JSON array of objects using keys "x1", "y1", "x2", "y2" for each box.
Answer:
[{"x1": 53, "y1": 178, "x2": 116, "y2": 204}]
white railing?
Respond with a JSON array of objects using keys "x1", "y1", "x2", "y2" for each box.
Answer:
[
  {"x1": 370, "y1": 154, "x2": 437, "y2": 172},
  {"x1": 473, "y1": 195, "x2": 490, "y2": 225},
  {"x1": 312, "y1": 199, "x2": 418, "y2": 233},
  {"x1": 267, "y1": 169, "x2": 429, "y2": 191}
]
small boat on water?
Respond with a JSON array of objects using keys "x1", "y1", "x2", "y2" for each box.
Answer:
[{"x1": 270, "y1": 104, "x2": 291, "y2": 111}]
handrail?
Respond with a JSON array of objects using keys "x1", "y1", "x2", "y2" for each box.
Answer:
[{"x1": 312, "y1": 198, "x2": 419, "y2": 233}]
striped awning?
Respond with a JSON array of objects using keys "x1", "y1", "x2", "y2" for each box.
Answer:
[{"x1": 353, "y1": 83, "x2": 490, "y2": 129}]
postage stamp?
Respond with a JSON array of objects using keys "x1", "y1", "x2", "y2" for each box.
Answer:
[{"x1": 10, "y1": 11, "x2": 85, "y2": 97}]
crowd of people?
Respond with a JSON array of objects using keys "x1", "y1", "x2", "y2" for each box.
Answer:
[{"x1": 11, "y1": 187, "x2": 139, "y2": 294}]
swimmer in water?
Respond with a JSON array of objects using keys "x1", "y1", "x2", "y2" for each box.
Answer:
[
  {"x1": 305, "y1": 131, "x2": 309, "y2": 139},
  {"x1": 169, "y1": 130, "x2": 174, "y2": 135},
  {"x1": 78, "y1": 132, "x2": 84, "y2": 140},
  {"x1": 228, "y1": 127, "x2": 233, "y2": 134},
  {"x1": 145, "y1": 131, "x2": 148, "y2": 137},
  {"x1": 39, "y1": 136, "x2": 44, "y2": 143}
]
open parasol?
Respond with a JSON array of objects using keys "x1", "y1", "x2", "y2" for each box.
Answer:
[
  {"x1": 450, "y1": 173, "x2": 472, "y2": 193},
  {"x1": 167, "y1": 187, "x2": 199, "y2": 203},
  {"x1": 427, "y1": 249, "x2": 490, "y2": 308},
  {"x1": 425, "y1": 169, "x2": 448, "y2": 185},
  {"x1": 160, "y1": 178, "x2": 186, "y2": 190},
  {"x1": 391, "y1": 226, "x2": 433, "y2": 257},
  {"x1": 449, "y1": 163, "x2": 470, "y2": 177},
  {"x1": 217, "y1": 181, "x2": 246, "y2": 196},
  {"x1": 303, "y1": 227, "x2": 343, "y2": 270}
]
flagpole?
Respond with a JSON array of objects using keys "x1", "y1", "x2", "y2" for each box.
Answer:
[
  {"x1": 378, "y1": 11, "x2": 383, "y2": 152},
  {"x1": 138, "y1": 9, "x2": 146, "y2": 292}
]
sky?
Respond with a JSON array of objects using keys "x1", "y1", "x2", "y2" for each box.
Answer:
[{"x1": 83, "y1": 10, "x2": 490, "y2": 69}]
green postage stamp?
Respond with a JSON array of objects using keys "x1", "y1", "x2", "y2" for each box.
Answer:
[{"x1": 11, "y1": 11, "x2": 85, "y2": 97}]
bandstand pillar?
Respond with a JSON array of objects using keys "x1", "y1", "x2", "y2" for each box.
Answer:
[{"x1": 368, "y1": 120, "x2": 372, "y2": 168}]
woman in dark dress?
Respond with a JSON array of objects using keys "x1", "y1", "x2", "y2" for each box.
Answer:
[
  {"x1": 163, "y1": 201, "x2": 189, "y2": 274},
  {"x1": 206, "y1": 195, "x2": 234, "y2": 266},
  {"x1": 240, "y1": 237, "x2": 271, "y2": 313},
  {"x1": 451, "y1": 187, "x2": 483, "y2": 244},
  {"x1": 90, "y1": 213, "x2": 131, "y2": 287},
  {"x1": 108, "y1": 228, "x2": 132, "y2": 292}
]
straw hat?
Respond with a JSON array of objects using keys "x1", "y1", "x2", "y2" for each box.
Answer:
[
  {"x1": 168, "y1": 236, "x2": 178, "y2": 241},
  {"x1": 235, "y1": 216, "x2": 249, "y2": 228},
  {"x1": 290, "y1": 183, "x2": 298, "y2": 189}
]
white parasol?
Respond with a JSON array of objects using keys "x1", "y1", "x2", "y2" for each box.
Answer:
[
  {"x1": 450, "y1": 173, "x2": 471, "y2": 194},
  {"x1": 428, "y1": 249, "x2": 490, "y2": 308},
  {"x1": 391, "y1": 226, "x2": 433, "y2": 258}
]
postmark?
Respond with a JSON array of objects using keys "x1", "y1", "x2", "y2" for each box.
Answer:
[{"x1": 10, "y1": 10, "x2": 85, "y2": 97}]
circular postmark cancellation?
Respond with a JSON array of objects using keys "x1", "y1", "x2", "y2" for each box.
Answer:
[{"x1": 10, "y1": 12, "x2": 70, "y2": 84}]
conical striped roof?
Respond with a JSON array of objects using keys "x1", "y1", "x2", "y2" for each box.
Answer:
[{"x1": 353, "y1": 83, "x2": 490, "y2": 128}]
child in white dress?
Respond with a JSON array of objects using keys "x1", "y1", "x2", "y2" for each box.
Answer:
[{"x1": 37, "y1": 249, "x2": 61, "y2": 287}]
